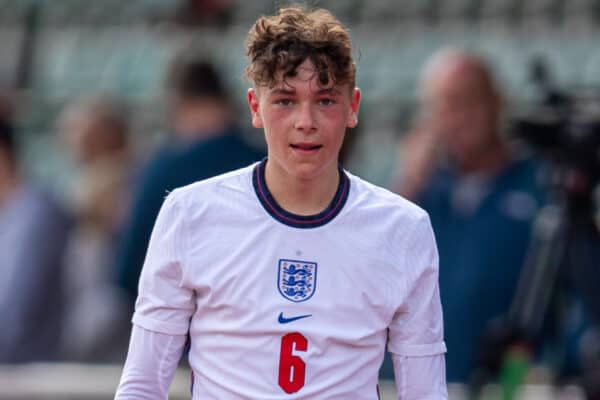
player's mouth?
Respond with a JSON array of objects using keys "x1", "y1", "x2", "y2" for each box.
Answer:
[{"x1": 290, "y1": 143, "x2": 323, "y2": 154}]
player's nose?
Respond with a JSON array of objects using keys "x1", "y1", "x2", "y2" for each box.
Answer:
[{"x1": 293, "y1": 103, "x2": 317, "y2": 133}]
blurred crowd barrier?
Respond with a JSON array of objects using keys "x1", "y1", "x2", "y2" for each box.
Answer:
[
  {"x1": 0, "y1": 363, "x2": 590, "y2": 400},
  {"x1": 0, "y1": 363, "x2": 191, "y2": 400}
]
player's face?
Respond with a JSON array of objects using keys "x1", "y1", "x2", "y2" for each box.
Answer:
[{"x1": 248, "y1": 59, "x2": 360, "y2": 182}]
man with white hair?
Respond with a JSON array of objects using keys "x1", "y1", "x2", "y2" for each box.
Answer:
[{"x1": 394, "y1": 48, "x2": 545, "y2": 383}]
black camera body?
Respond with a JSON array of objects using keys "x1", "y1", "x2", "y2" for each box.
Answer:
[
  {"x1": 511, "y1": 55, "x2": 600, "y2": 208},
  {"x1": 513, "y1": 100, "x2": 600, "y2": 196}
]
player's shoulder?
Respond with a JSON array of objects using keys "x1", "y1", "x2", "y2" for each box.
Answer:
[
  {"x1": 345, "y1": 172, "x2": 434, "y2": 267},
  {"x1": 167, "y1": 162, "x2": 257, "y2": 206},
  {"x1": 346, "y1": 171, "x2": 429, "y2": 223}
]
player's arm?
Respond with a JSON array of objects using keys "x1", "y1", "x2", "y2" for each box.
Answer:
[
  {"x1": 388, "y1": 213, "x2": 448, "y2": 399},
  {"x1": 392, "y1": 353, "x2": 447, "y2": 399},
  {"x1": 115, "y1": 190, "x2": 195, "y2": 398},
  {"x1": 115, "y1": 325, "x2": 187, "y2": 399}
]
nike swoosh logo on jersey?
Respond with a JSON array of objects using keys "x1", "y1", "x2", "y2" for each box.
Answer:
[{"x1": 278, "y1": 312, "x2": 312, "y2": 324}]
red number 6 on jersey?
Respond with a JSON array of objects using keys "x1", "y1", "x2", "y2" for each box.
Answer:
[{"x1": 278, "y1": 332, "x2": 308, "y2": 394}]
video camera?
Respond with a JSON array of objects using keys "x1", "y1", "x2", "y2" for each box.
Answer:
[{"x1": 511, "y1": 56, "x2": 600, "y2": 207}]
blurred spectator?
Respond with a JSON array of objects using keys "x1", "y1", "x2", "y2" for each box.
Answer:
[
  {"x1": 392, "y1": 48, "x2": 545, "y2": 383},
  {"x1": 57, "y1": 95, "x2": 133, "y2": 361},
  {"x1": 172, "y1": 0, "x2": 233, "y2": 28},
  {"x1": 59, "y1": 95, "x2": 131, "y2": 234},
  {"x1": 114, "y1": 55, "x2": 264, "y2": 302},
  {"x1": 0, "y1": 107, "x2": 70, "y2": 363}
]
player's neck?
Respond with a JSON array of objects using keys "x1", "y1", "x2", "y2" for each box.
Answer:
[{"x1": 264, "y1": 162, "x2": 340, "y2": 216}]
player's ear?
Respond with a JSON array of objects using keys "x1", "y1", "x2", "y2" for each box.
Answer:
[
  {"x1": 346, "y1": 87, "x2": 361, "y2": 129},
  {"x1": 247, "y1": 88, "x2": 263, "y2": 129}
]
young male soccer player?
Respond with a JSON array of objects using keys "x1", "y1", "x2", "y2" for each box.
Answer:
[{"x1": 115, "y1": 6, "x2": 447, "y2": 399}]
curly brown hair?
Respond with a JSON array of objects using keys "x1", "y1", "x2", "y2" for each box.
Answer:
[{"x1": 245, "y1": 6, "x2": 356, "y2": 90}]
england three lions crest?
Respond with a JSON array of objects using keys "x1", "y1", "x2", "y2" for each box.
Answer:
[{"x1": 278, "y1": 259, "x2": 317, "y2": 302}]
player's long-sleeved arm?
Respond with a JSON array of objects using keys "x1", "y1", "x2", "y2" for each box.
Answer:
[
  {"x1": 392, "y1": 353, "x2": 448, "y2": 399},
  {"x1": 115, "y1": 325, "x2": 187, "y2": 399},
  {"x1": 388, "y1": 213, "x2": 447, "y2": 398},
  {"x1": 116, "y1": 190, "x2": 194, "y2": 399}
]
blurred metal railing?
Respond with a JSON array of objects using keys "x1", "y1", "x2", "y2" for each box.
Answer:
[
  {"x1": 0, "y1": 363, "x2": 189, "y2": 400},
  {"x1": 0, "y1": 363, "x2": 589, "y2": 400}
]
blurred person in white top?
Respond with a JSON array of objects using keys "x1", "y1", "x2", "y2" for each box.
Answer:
[
  {"x1": 58, "y1": 95, "x2": 133, "y2": 361},
  {"x1": 115, "y1": 6, "x2": 447, "y2": 399}
]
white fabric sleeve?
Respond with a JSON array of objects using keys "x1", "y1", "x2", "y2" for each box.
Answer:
[
  {"x1": 392, "y1": 353, "x2": 448, "y2": 399},
  {"x1": 132, "y1": 191, "x2": 196, "y2": 335},
  {"x1": 388, "y1": 213, "x2": 447, "y2": 357},
  {"x1": 115, "y1": 325, "x2": 188, "y2": 399}
]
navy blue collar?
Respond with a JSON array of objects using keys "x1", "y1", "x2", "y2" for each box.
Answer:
[{"x1": 252, "y1": 159, "x2": 350, "y2": 229}]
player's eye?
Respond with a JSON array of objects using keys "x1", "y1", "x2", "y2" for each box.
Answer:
[
  {"x1": 318, "y1": 98, "x2": 335, "y2": 106},
  {"x1": 275, "y1": 98, "x2": 294, "y2": 106}
]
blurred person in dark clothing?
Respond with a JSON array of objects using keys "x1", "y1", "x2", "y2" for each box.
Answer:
[
  {"x1": 114, "y1": 56, "x2": 264, "y2": 302},
  {"x1": 0, "y1": 111, "x2": 70, "y2": 363},
  {"x1": 392, "y1": 48, "x2": 545, "y2": 383},
  {"x1": 58, "y1": 95, "x2": 133, "y2": 361}
]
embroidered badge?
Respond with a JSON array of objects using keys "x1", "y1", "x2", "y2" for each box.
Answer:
[{"x1": 278, "y1": 259, "x2": 317, "y2": 302}]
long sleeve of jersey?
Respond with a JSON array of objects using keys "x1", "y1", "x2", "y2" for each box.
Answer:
[
  {"x1": 387, "y1": 212, "x2": 448, "y2": 399},
  {"x1": 114, "y1": 325, "x2": 187, "y2": 399},
  {"x1": 392, "y1": 353, "x2": 448, "y2": 399}
]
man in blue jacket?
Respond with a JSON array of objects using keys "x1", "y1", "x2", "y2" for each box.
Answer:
[{"x1": 394, "y1": 48, "x2": 545, "y2": 383}]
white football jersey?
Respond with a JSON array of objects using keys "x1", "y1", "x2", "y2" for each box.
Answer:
[{"x1": 133, "y1": 160, "x2": 446, "y2": 399}]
